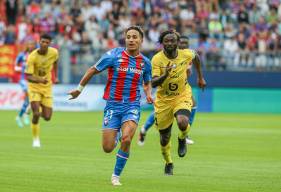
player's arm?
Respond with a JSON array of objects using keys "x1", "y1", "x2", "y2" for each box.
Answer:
[
  {"x1": 25, "y1": 54, "x2": 48, "y2": 84},
  {"x1": 53, "y1": 60, "x2": 59, "y2": 84},
  {"x1": 14, "y1": 54, "x2": 22, "y2": 72},
  {"x1": 152, "y1": 62, "x2": 172, "y2": 88},
  {"x1": 26, "y1": 74, "x2": 48, "y2": 84},
  {"x1": 143, "y1": 81, "x2": 153, "y2": 104},
  {"x1": 68, "y1": 49, "x2": 114, "y2": 100},
  {"x1": 68, "y1": 65, "x2": 101, "y2": 100},
  {"x1": 192, "y1": 51, "x2": 206, "y2": 90}
]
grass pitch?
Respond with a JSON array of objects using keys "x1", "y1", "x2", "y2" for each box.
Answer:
[{"x1": 0, "y1": 110, "x2": 280, "y2": 192}]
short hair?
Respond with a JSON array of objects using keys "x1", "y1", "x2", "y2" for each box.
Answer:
[
  {"x1": 125, "y1": 25, "x2": 144, "y2": 38},
  {"x1": 40, "y1": 33, "x2": 52, "y2": 41},
  {"x1": 159, "y1": 29, "x2": 180, "y2": 44}
]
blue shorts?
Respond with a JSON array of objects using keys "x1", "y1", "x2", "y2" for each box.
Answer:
[
  {"x1": 103, "y1": 101, "x2": 141, "y2": 131},
  {"x1": 19, "y1": 79, "x2": 28, "y2": 92}
]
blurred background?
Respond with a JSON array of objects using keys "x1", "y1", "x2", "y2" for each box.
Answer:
[{"x1": 0, "y1": 0, "x2": 281, "y2": 113}]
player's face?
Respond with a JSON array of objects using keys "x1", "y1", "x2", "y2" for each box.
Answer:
[
  {"x1": 39, "y1": 38, "x2": 51, "y2": 52},
  {"x1": 125, "y1": 29, "x2": 143, "y2": 52},
  {"x1": 162, "y1": 34, "x2": 178, "y2": 52},
  {"x1": 26, "y1": 41, "x2": 36, "y2": 52},
  {"x1": 179, "y1": 38, "x2": 189, "y2": 49}
]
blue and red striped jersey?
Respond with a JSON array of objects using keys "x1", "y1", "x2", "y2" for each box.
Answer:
[
  {"x1": 94, "y1": 47, "x2": 152, "y2": 102},
  {"x1": 15, "y1": 51, "x2": 28, "y2": 81}
]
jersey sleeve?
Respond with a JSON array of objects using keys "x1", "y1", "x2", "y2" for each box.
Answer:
[
  {"x1": 94, "y1": 49, "x2": 114, "y2": 71},
  {"x1": 54, "y1": 49, "x2": 59, "y2": 62},
  {"x1": 152, "y1": 56, "x2": 161, "y2": 77},
  {"x1": 143, "y1": 58, "x2": 152, "y2": 83},
  {"x1": 190, "y1": 49, "x2": 196, "y2": 60},
  {"x1": 25, "y1": 53, "x2": 35, "y2": 74},
  {"x1": 15, "y1": 53, "x2": 23, "y2": 66}
]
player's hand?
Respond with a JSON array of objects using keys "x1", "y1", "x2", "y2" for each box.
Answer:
[
  {"x1": 68, "y1": 90, "x2": 81, "y2": 100},
  {"x1": 54, "y1": 77, "x2": 60, "y2": 84},
  {"x1": 146, "y1": 95, "x2": 154, "y2": 104},
  {"x1": 164, "y1": 62, "x2": 173, "y2": 76},
  {"x1": 197, "y1": 77, "x2": 206, "y2": 91},
  {"x1": 41, "y1": 78, "x2": 48, "y2": 84}
]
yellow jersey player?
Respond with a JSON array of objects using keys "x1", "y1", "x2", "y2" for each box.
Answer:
[
  {"x1": 151, "y1": 30, "x2": 206, "y2": 175},
  {"x1": 25, "y1": 34, "x2": 59, "y2": 148}
]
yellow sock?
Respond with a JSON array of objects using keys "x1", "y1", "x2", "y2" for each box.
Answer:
[
  {"x1": 31, "y1": 123, "x2": 40, "y2": 139},
  {"x1": 178, "y1": 124, "x2": 190, "y2": 139},
  {"x1": 161, "y1": 140, "x2": 172, "y2": 164}
]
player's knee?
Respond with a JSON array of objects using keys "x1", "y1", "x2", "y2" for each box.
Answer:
[
  {"x1": 160, "y1": 133, "x2": 170, "y2": 146},
  {"x1": 177, "y1": 118, "x2": 189, "y2": 131},
  {"x1": 103, "y1": 144, "x2": 115, "y2": 153},
  {"x1": 43, "y1": 116, "x2": 51, "y2": 121},
  {"x1": 33, "y1": 111, "x2": 41, "y2": 119},
  {"x1": 160, "y1": 137, "x2": 170, "y2": 146},
  {"x1": 121, "y1": 135, "x2": 131, "y2": 146}
]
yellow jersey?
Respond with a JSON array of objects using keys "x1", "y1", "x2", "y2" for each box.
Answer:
[
  {"x1": 152, "y1": 49, "x2": 195, "y2": 102},
  {"x1": 25, "y1": 47, "x2": 59, "y2": 93}
]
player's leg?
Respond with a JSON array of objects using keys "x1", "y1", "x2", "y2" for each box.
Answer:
[
  {"x1": 174, "y1": 109, "x2": 190, "y2": 157},
  {"x1": 154, "y1": 105, "x2": 174, "y2": 175},
  {"x1": 102, "y1": 129, "x2": 118, "y2": 153},
  {"x1": 186, "y1": 96, "x2": 196, "y2": 145},
  {"x1": 138, "y1": 111, "x2": 155, "y2": 146},
  {"x1": 189, "y1": 96, "x2": 197, "y2": 126},
  {"x1": 113, "y1": 121, "x2": 137, "y2": 181},
  {"x1": 41, "y1": 96, "x2": 53, "y2": 121},
  {"x1": 102, "y1": 106, "x2": 121, "y2": 153},
  {"x1": 16, "y1": 94, "x2": 29, "y2": 128},
  {"x1": 30, "y1": 100, "x2": 41, "y2": 147},
  {"x1": 159, "y1": 124, "x2": 173, "y2": 175},
  {"x1": 111, "y1": 105, "x2": 139, "y2": 185},
  {"x1": 41, "y1": 105, "x2": 52, "y2": 121},
  {"x1": 16, "y1": 81, "x2": 29, "y2": 127}
]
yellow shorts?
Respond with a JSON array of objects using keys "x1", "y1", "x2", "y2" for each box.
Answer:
[
  {"x1": 154, "y1": 94, "x2": 193, "y2": 130},
  {"x1": 28, "y1": 90, "x2": 53, "y2": 108}
]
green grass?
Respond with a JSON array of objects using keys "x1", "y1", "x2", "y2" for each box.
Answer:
[{"x1": 0, "y1": 111, "x2": 281, "y2": 192}]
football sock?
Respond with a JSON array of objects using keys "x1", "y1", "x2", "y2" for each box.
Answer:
[
  {"x1": 178, "y1": 124, "x2": 190, "y2": 139},
  {"x1": 143, "y1": 112, "x2": 155, "y2": 133},
  {"x1": 113, "y1": 149, "x2": 129, "y2": 176},
  {"x1": 161, "y1": 140, "x2": 172, "y2": 164},
  {"x1": 31, "y1": 123, "x2": 40, "y2": 139},
  {"x1": 189, "y1": 106, "x2": 197, "y2": 126},
  {"x1": 19, "y1": 97, "x2": 29, "y2": 117}
]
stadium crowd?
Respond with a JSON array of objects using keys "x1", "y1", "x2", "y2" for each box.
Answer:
[{"x1": 1, "y1": 0, "x2": 281, "y2": 73}]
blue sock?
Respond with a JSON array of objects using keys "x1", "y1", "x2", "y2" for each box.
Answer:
[
  {"x1": 19, "y1": 97, "x2": 29, "y2": 117},
  {"x1": 114, "y1": 149, "x2": 129, "y2": 176},
  {"x1": 143, "y1": 112, "x2": 155, "y2": 132},
  {"x1": 189, "y1": 107, "x2": 197, "y2": 126}
]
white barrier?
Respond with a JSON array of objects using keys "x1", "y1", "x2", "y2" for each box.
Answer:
[
  {"x1": 0, "y1": 83, "x2": 153, "y2": 111},
  {"x1": 0, "y1": 83, "x2": 106, "y2": 111}
]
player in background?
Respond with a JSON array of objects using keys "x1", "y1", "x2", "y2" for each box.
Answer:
[
  {"x1": 152, "y1": 30, "x2": 206, "y2": 175},
  {"x1": 138, "y1": 35, "x2": 198, "y2": 146},
  {"x1": 68, "y1": 26, "x2": 153, "y2": 186},
  {"x1": 14, "y1": 40, "x2": 36, "y2": 128},
  {"x1": 25, "y1": 34, "x2": 59, "y2": 148}
]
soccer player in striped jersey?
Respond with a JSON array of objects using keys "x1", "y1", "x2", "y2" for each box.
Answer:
[
  {"x1": 15, "y1": 40, "x2": 36, "y2": 128},
  {"x1": 138, "y1": 35, "x2": 198, "y2": 146},
  {"x1": 68, "y1": 26, "x2": 153, "y2": 186}
]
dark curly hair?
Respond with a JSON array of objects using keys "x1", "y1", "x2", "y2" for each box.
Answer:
[{"x1": 158, "y1": 29, "x2": 180, "y2": 44}]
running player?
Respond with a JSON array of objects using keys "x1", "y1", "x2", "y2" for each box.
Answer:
[
  {"x1": 68, "y1": 26, "x2": 153, "y2": 186},
  {"x1": 138, "y1": 35, "x2": 199, "y2": 146},
  {"x1": 152, "y1": 30, "x2": 206, "y2": 175},
  {"x1": 25, "y1": 34, "x2": 59, "y2": 148},
  {"x1": 15, "y1": 40, "x2": 36, "y2": 128}
]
